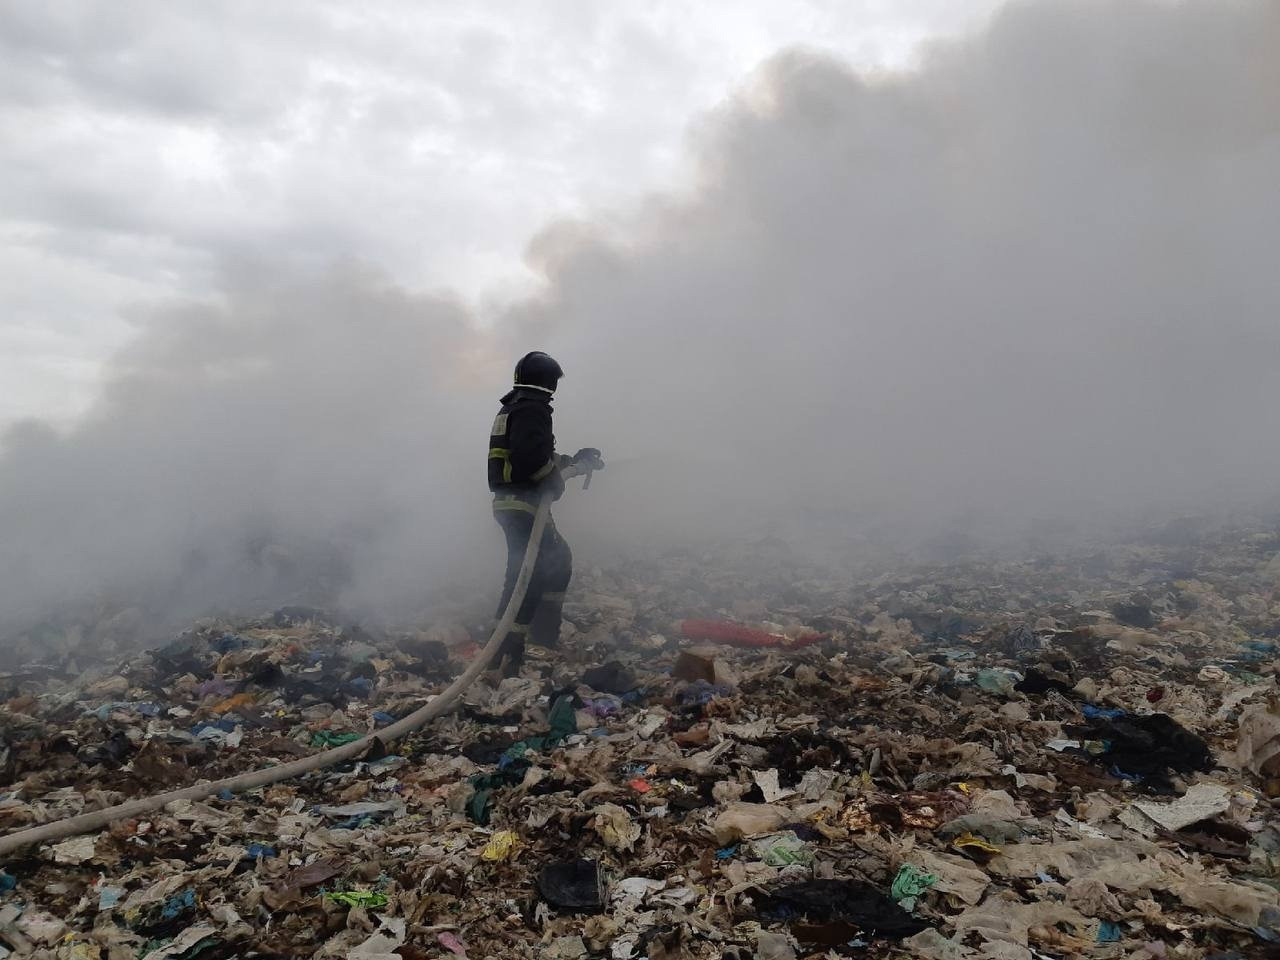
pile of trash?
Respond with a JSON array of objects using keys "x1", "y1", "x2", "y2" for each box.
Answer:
[{"x1": 2, "y1": 520, "x2": 1280, "y2": 958}]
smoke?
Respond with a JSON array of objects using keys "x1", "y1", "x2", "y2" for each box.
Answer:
[
  {"x1": 0, "y1": 261, "x2": 499, "y2": 638},
  {"x1": 535, "y1": 0, "x2": 1280, "y2": 548},
  {"x1": 2, "y1": 0, "x2": 1278, "y2": 638}
]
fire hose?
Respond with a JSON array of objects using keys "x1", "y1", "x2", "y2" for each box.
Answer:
[{"x1": 0, "y1": 463, "x2": 598, "y2": 857}]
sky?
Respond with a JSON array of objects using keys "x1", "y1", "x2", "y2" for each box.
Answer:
[
  {"x1": 1, "y1": 0, "x2": 1277, "y2": 644},
  {"x1": 0, "y1": 0, "x2": 1007, "y2": 426}
]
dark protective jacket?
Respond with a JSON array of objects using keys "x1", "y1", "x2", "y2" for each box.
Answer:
[{"x1": 488, "y1": 388, "x2": 565, "y2": 501}]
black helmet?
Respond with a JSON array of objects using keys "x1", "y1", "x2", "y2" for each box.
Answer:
[{"x1": 513, "y1": 351, "x2": 564, "y2": 393}]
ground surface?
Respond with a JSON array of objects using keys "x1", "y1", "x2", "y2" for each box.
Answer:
[{"x1": 3, "y1": 520, "x2": 1280, "y2": 958}]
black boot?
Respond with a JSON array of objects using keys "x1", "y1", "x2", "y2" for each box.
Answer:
[
  {"x1": 529, "y1": 592, "x2": 565, "y2": 648},
  {"x1": 495, "y1": 628, "x2": 527, "y2": 677}
]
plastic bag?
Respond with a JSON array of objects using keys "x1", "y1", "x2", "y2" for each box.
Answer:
[
  {"x1": 751, "y1": 831, "x2": 813, "y2": 867},
  {"x1": 713, "y1": 802, "x2": 788, "y2": 845},
  {"x1": 891, "y1": 864, "x2": 938, "y2": 910}
]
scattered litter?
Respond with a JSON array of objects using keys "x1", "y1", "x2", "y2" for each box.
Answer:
[
  {"x1": 481, "y1": 829, "x2": 521, "y2": 862},
  {"x1": 891, "y1": 864, "x2": 938, "y2": 910},
  {"x1": 751, "y1": 831, "x2": 814, "y2": 866},
  {"x1": 538, "y1": 859, "x2": 605, "y2": 913},
  {"x1": 325, "y1": 891, "x2": 389, "y2": 909},
  {"x1": 3, "y1": 528, "x2": 1279, "y2": 956},
  {"x1": 49, "y1": 835, "x2": 96, "y2": 865},
  {"x1": 1131, "y1": 783, "x2": 1232, "y2": 832}
]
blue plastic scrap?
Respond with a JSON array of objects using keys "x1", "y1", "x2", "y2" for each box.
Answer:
[
  {"x1": 345, "y1": 677, "x2": 374, "y2": 698},
  {"x1": 161, "y1": 889, "x2": 197, "y2": 920},
  {"x1": 676, "y1": 680, "x2": 734, "y2": 707},
  {"x1": 1097, "y1": 921, "x2": 1123, "y2": 942},
  {"x1": 191, "y1": 718, "x2": 238, "y2": 736},
  {"x1": 211, "y1": 633, "x2": 246, "y2": 653},
  {"x1": 1081, "y1": 704, "x2": 1126, "y2": 720}
]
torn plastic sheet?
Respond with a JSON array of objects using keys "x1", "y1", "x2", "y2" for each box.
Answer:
[
  {"x1": 901, "y1": 848, "x2": 989, "y2": 905},
  {"x1": 1131, "y1": 783, "x2": 1232, "y2": 832}
]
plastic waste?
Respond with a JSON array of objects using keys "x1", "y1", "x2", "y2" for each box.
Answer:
[
  {"x1": 950, "y1": 832, "x2": 1002, "y2": 861},
  {"x1": 592, "y1": 803, "x2": 641, "y2": 852},
  {"x1": 325, "y1": 891, "x2": 389, "y2": 909},
  {"x1": 975, "y1": 668, "x2": 1020, "y2": 696},
  {"x1": 537, "y1": 859, "x2": 605, "y2": 913},
  {"x1": 713, "y1": 802, "x2": 789, "y2": 844},
  {"x1": 1130, "y1": 783, "x2": 1231, "y2": 832},
  {"x1": 481, "y1": 830, "x2": 521, "y2": 862},
  {"x1": 750, "y1": 879, "x2": 927, "y2": 941},
  {"x1": 891, "y1": 864, "x2": 938, "y2": 910},
  {"x1": 750, "y1": 831, "x2": 814, "y2": 866}
]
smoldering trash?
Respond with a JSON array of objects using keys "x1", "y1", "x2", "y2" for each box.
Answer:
[{"x1": 2, "y1": 521, "x2": 1280, "y2": 958}]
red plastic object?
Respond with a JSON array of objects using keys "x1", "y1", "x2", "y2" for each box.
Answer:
[
  {"x1": 1146, "y1": 686, "x2": 1165, "y2": 703},
  {"x1": 679, "y1": 619, "x2": 825, "y2": 649}
]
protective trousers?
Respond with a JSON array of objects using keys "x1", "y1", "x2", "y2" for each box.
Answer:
[{"x1": 494, "y1": 507, "x2": 572, "y2": 671}]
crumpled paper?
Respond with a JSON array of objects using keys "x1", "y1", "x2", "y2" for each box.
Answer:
[{"x1": 592, "y1": 803, "x2": 642, "y2": 851}]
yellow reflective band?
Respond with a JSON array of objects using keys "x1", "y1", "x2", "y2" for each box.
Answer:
[
  {"x1": 509, "y1": 623, "x2": 531, "y2": 634},
  {"x1": 488, "y1": 447, "x2": 513, "y2": 483},
  {"x1": 531, "y1": 459, "x2": 556, "y2": 481},
  {"x1": 541, "y1": 591, "x2": 566, "y2": 601},
  {"x1": 492, "y1": 496, "x2": 538, "y2": 515}
]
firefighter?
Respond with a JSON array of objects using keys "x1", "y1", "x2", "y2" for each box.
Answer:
[{"x1": 488, "y1": 351, "x2": 599, "y2": 675}]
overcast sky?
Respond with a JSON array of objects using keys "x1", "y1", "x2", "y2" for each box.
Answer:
[{"x1": 0, "y1": 0, "x2": 1008, "y2": 425}]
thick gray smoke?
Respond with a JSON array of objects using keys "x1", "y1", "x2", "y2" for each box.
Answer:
[
  {"x1": 2, "y1": 0, "x2": 1278, "y2": 639},
  {"x1": 536, "y1": 0, "x2": 1280, "y2": 549},
  {"x1": 0, "y1": 263, "x2": 500, "y2": 640}
]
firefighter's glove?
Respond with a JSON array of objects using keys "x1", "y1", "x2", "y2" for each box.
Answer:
[{"x1": 572, "y1": 447, "x2": 605, "y2": 471}]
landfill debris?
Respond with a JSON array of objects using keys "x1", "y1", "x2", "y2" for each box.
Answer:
[
  {"x1": 591, "y1": 802, "x2": 642, "y2": 852},
  {"x1": 481, "y1": 829, "x2": 521, "y2": 862},
  {"x1": 4, "y1": 523, "x2": 1280, "y2": 955},
  {"x1": 49, "y1": 834, "x2": 96, "y2": 865},
  {"x1": 325, "y1": 890, "x2": 389, "y2": 908},
  {"x1": 437, "y1": 931, "x2": 469, "y2": 957},
  {"x1": 752, "y1": 768, "x2": 795, "y2": 803},
  {"x1": 1130, "y1": 782, "x2": 1233, "y2": 832},
  {"x1": 750, "y1": 831, "x2": 814, "y2": 866},
  {"x1": 753, "y1": 929, "x2": 798, "y2": 960},
  {"x1": 537, "y1": 859, "x2": 605, "y2": 913},
  {"x1": 750, "y1": 879, "x2": 927, "y2": 942},
  {"x1": 680, "y1": 619, "x2": 824, "y2": 648},
  {"x1": 891, "y1": 863, "x2": 938, "y2": 910},
  {"x1": 350, "y1": 917, "x2": 407, "y2": 960},
  {"x1": 713, "y1": 802, "x2": 788, "y2": 844},
  {"x1": 949, "y1": 831, "x2": 1002, "y2": 861}
]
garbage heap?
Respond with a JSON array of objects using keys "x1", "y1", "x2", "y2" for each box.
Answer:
[{"x1": 2, "y1": 523, "x2": 1280, "y2": 959}]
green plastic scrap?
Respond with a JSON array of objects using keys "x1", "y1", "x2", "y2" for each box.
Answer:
[
  {"x1": 751, "y1": 831, "x2": 814, "y2": 867},
  {"x1": 311, "y1": 731, "x2": 363, "y2": 748},
  {"x1": 891, "y1": 864, "x2": 938, "y2": 910},
  {"x1": 465, "y1": 694, "x2": 579, "y2": 825},
  {"x1": 325, "y1": 890, "x2": 389, "y2": 909},
  {"x1": 468, "y1": 787, "x2": 495, "y2": 825},
  {"x1": 547, "y1": 694, "x2": 577, "y2": 739},
  {"x1": 974, "y1": 668, "x2": 1019, "y2": 696}
]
